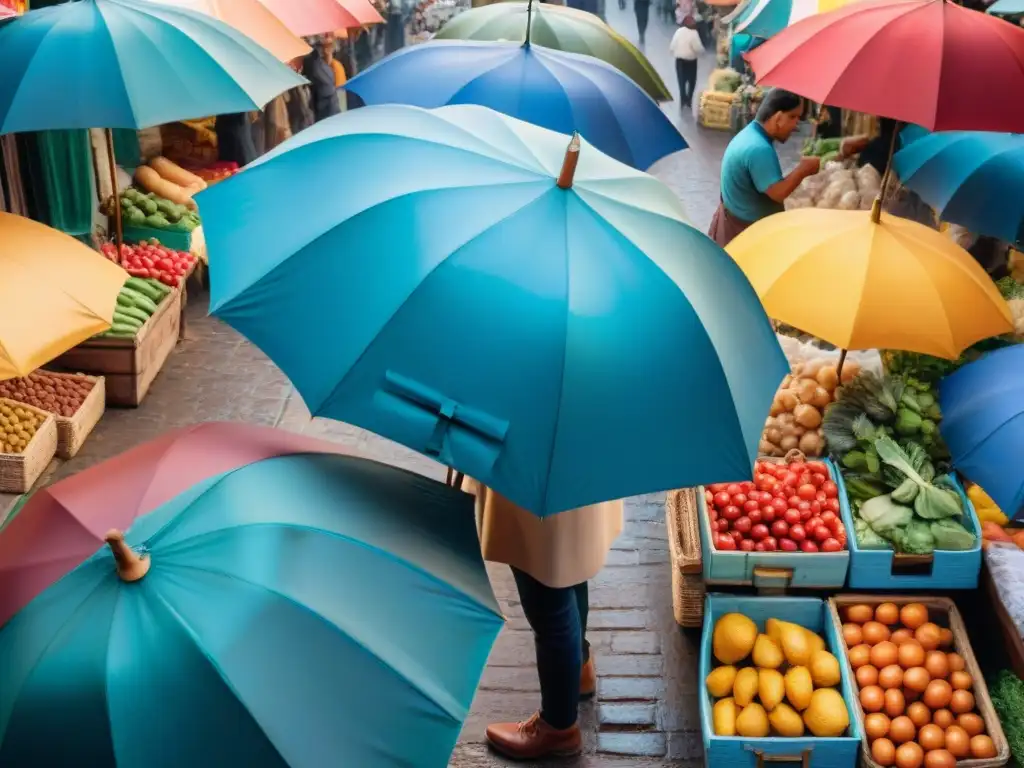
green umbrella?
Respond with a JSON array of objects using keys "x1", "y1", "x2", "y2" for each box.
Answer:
[{"x1": 435, "y1": 1, "x2": 671, "y2": 101}]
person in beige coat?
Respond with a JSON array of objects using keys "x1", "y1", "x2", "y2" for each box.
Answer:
[{"x1": 462, "y1": 478, "x2": 624, "y2": 760}]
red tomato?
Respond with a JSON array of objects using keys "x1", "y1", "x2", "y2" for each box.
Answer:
[
  {"x1": 715, "y1": 519, "x2": 729, "y2": 532},
  {"x1": 748, "y1": 509, "x2": 762, "y2": 523},
  {"x1": 800, "y1": 540, "x2": 819, "y2": 553},
  {"x1": 808, "y1": 501, "x2": 822, "y2": 515},
  {"x1": 705, "y1": 490, "x2": 714, "y2": 505},
  {"x1": 789, "y1": 524, "x2": 806, "y2": 542},
  {"x1": 757, "y1": 476, "x2": 777, "y2": 492},
  {"x1": 831, "y1": 520, "x2": 846, "y2": 535},
  {"x1": 771, "y1": 520, "x2": 789, "y2": 538},
  {"x1": 788, "y1": 461, "x2": 805, "y2": 473},
  {"x1": 813, "y1": 525, "x2": 831, "y2": 543},
  {"x1": 722, "y1": 505, "x2": 741, "y2": 521},
  {"x1": 822, "y1": 538, "x2": 842, "y2": 552},
  {"x1": 788, "y1": 495, "x2": 802, "y2": 508},
  {"x1": 726, "y1": 483, "x2": 742, "y2": 495},
  {"x1": 761, "y1": 507, "x2": 776, "y2": 523},
  {"x1": 763, "y1": 537, "x2": 778, "y2": 551},
  {"x1": 820, "y1": 511, "x2": 837, "y2": 526},
  {"x1": 739, "y1": 539, "x2": 756, "y2": 552},
  {"x1": 784, "y1": 508, "x2": 801, "y2": 525},
  {"x1": 822, "y1": 481, "x2": 839, "y2": 498},
  {"x1": 733, "y1": 516, "x2": 752, "y2": 534},
  {"x1": 751, "y1": 524, "x2": 769, "y2": 541},
  {"x1": 810, "y1": 473, "x2": 826, "y2": 488},
  {"x1": 716, "y1": 534, "x2": 736, "y2": 550},
  {"x1": 713, "y1": 491, "x2": 730, "y2": 508},
  {"x1": 807, "y1": 461, "x2": 828, "y2": 475},
  {"x1": 779, "y1": 537, "x2": 798, "y2": 552},
  {"x1": 815, "y1": 490, "x2": 828, "y2": 504},
  {"x1": 730, "y1": 530, "x2": 744, "y2": 543},
  {"x1": 731, "y1": 493, "x2": 748, "y2": 507},
  {"x1": 797, "y1": 501, "x2": 811, "y2": 512},
  {"x1": 754, "y1": 542, "x2": 766, "y2": 551},
  {"x1": 797, "y1": 484, "x2": 817, "y2": 501},
  {"x1": 709, "y1": 483, "x2": 728, "y2": 493},
  {"x1": 805, "y1": 518, "x2": 821, "y2": 534},
  {"x1": 742, "y1": 499, "x2": 760, "y2": 513},
  {"x1": 770, "y1": 497, "x2": 788, "y2": 513},
  {"x1": 825, "y1": 498, "x2": 841, "y2": 514}
]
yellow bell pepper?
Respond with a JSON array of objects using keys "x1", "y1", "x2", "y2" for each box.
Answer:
[{"x1": 967, "y1": 484, "x2": 1009, "y2": 525}]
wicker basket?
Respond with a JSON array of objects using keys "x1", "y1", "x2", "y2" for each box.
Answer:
[
  {"x1": 0, "y1": 399, "x2": 57, "y2": 494},
  {"x1": 49, "y1": 373, "x2": 105, "y2": 459},
  {"x1": 699, "y1": 91, "x2": 735, "y2": 131},
  {"x1": 666, "y1": 488, "x2": 705, "y2": 628},
  {"x1": 828, "y1": 594, "x2": 1010, "y2": 768}
]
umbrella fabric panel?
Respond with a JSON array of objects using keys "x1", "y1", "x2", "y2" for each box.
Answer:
[
  {"x1": 893, "y1": 132, "x2": 1024, "y2": 243},
  {"x1": 344, "y1": 41, "x2": 685, "y2": 170},
  {"x1": 0, "y1": 453, "x2": 502, "y2": 767},
  {"x1": 0, "y1": 0, "x2": 304, "y2": 134}
]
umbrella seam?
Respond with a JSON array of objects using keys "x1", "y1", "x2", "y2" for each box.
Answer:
[
  {"x1": 156, "y1": 521, "x2": 503, "y2": 618},
  {"x1": 306, "y1": 184, "x2": 554, "y2": 418},
  {"x1": 156, "y1": 558, "x2": 490, "y2": 723}
]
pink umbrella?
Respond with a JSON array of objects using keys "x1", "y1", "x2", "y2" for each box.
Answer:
[
  {"x1": 256, "y1": 0, "x2": 382, "y2": 36},
  {"x1": 0, "y1": 422, "x2": 355, "y2": 628},
  {"x1": 0, "y1": 5, "x2": 15, "y2": 19}
]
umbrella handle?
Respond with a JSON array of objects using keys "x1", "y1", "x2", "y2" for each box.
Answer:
[
  {"x1": 104, "y1": 529, "x2": 151, "y2": 582},
  {"x1": 104, "y1": 129, "x2": 124, "y2": 253}
]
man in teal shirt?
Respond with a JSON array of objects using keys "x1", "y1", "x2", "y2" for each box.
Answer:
[{"x1": 709, "y1": 88, "x2": 869, "y2": 246}]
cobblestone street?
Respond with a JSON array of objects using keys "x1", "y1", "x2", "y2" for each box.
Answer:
[{"x1": 0, "y1": 9, "x2": 813, "y2": 766}]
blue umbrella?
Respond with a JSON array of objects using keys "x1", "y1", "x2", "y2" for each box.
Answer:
[
  {"x1": 198, "y1": 104, "x2": 788, "y2": 516},
  {"x1": 940, "y1": 345, "x2": 1024, "y2": 520},
  {"x1": 988, "y1": 0, "x2": 1024, "y2": 15},
  {"x1": 0, "y1": 0, "x2": 303, "y2": 133},
  {"x1": 343, "y1": 39, "x2": 685, "y2": 170},
  {"x1": 0, "y1": 439, "x2": 502, "y2": 766},
  {"x1": 893, "y1": 131, "x2": 1024, "y2": 243}
]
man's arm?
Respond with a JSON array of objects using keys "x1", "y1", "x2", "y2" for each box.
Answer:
[
  {"x1": 764, "y1": 157, "x2": 821, "y2": 203},
  {"x1": 839, "y1": 135, "x2": 871, "y2": 158}
]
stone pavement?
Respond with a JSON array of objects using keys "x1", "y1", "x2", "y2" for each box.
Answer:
[{"x1": 0, "y1": 10, "x2": 824, "y2": 767}]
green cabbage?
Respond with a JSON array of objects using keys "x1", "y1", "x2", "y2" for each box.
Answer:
[
  {"x1": 859, "y1": 494, "x2": 913, "y2": 538},
  {"x1": 930, "y1": 519, "x2": 977, "y2": 551},
  {"x1": 898, "y1": 519, "x2": 936, "y2": 555},
  {"x1": 875, "y1": 437, "x2": 961, "y2": 519},
  {"x1": 854, "y1": 515, "x2": 892, "y2": 550}
]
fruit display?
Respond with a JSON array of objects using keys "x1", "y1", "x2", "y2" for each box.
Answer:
[
  {"x1": 192, "y1": 161, "x2": 238, "y2": 185},
  {"x1": 823, "y1": 372, "x2": 976, "y2": 555},
  {"x1": 101, "y1": 186, "x2": 201, "y2": 233},
  {"x1": 837, "y1": 600, "x2": 1002, "y2": 767},
  {"x1": 0, "y1": 372, "x2": 95, "y2": 418},
  {"x1": 92, "y1": 278, "x2": 173, "y2": 339},
  {"x1": 0, "y1": 399, "x2": 43, "y2": 454},
  {"x1": 135, "y1": 155, "x2": 206, "y2": 209},
  {"x1": 707, "y1": 612, "x2": 851, "y2": 738},
  {"x1": 705, "y1": 458, "x2": 846, "y2": 553},
  {"x1": 761, "y1": 357, "x2": 861, "y2": 457},
  {"x1": 100, "y1": 240, "x2": 197, "y2": 288},
  {"x1": 967, "y1": 484, "x2": 1009, "y2": 526}
]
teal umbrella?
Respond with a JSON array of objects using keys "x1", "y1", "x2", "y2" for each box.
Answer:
[
  {"x1": 0, "y1": 423, "x2": 502, "y2": 767},
  {"x1": 988, "y1": 0, "x2": 1024, "y2": 15}
]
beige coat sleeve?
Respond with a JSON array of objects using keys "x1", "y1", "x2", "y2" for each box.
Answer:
[{"x1": 463, "y1": 478, "x2": 624, "y2": 589}]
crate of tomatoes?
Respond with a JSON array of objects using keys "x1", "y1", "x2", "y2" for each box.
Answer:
[{"x1": 698, "y1": 450, "x2": 852, "y2": 590}]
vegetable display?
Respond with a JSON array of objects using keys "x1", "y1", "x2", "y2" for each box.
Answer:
[
  {"x1": 989, "y1": 671, "x2": 1024, "y2": 766},
  {"x1": 102, "y1": 187, "x2": 201, "y2": 233},
  {"x1": 93, "y1": 278, "x2": 172, "y2": 339},
  {"x1": 708, "y1": 612, "x2": 851, "y2": 738},
  {"x1": 100, "y1": 240, "x2": 197, "y2": 288},
  {"x1": 705, "y1": 458, "x2": 846, "y2": 553},
  {"x1": 134, "y1": 155, "x2": 206, "y2": 208},
  {"x1": 193, "y1": 161, "x2": 238, "y2": 185},
  {"x1": 0, "y1": 400, "x2": 43, "y2": 454},
  {"x1": 761, "y1": 357, "x2": 860, "y2": 457},
  {"x1": 802, "y1": 137, "x2": 843, "y2": 163},
  {"x1": 840, "y1": 601, "x2": 997, "y2": 767},
  {"x1": 0, "y1": 372, "x2": 95, "y2": 418},
  {"x1": 787, "y1": 160, "x2": 881, "y2": 212},
  {"x1": 967, "y1": 484, "x2": 1008, "y2": 526}
]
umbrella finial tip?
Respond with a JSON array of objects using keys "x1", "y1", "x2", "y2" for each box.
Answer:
[
  {"x1": 104, "y1": 529, "x2": 151, "y2": 582},
  {"x1": 556, "y1": 133, "x2": 581, "y2": 190}
]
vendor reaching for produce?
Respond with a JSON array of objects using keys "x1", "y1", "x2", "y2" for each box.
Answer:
[{"x1": 709, "y1": 89, "x2": 870, "y2": 247}]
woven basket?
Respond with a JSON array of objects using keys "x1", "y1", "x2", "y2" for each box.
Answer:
[
  {"x1": 666, "y1": 488, "x2": 705, "y2": 628},
  {"x1": 50, "y1": 373, "x2": 105, "y2": 459},
  {"x1": 699, "y1": 92, "x2": 734, "y2": 131},
  {"x1": 0, "y1": 399, "x2": 57, "y2": 494},
  {"x1": 828, "y1": 595, "x2": 1010, "y2": 768}
]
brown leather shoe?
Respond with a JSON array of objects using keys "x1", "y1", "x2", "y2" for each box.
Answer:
[
  {"x1": 486, "y1": 712, "x2": 582, "y2": 760},
  {"x1": 580, "y1": 657, "x2": 596, "y2": 699}
]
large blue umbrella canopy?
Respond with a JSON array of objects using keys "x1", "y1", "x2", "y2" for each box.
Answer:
[
  {"x1": 0, "y1": 450, "x2": 502, "y2": 767},
  {"x1": 940, "y1": 345, "x2": 1024, "y2": 520},
  {"x1": 343, "y1": 40, "x2": 686, "y2": 170},
  {"x1": 0, "y1": 0, "x2": 304, "y2": 133},
  {"x1": 893, "y1": 131, "x2": 1024, "y2": 244},
  {"x1": 198, "y1": 104, "x2": 788, "y2": 516},
  {"x1": 988, "y1": 0, "x2": 1024, "y2": 15}
]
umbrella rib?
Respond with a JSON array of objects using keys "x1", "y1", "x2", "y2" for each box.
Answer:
[
  {"x1": 158, "y1": 557, "x2": 490, "y2": 723},
  {"x1": 306, "y1": 184, "x2": 552, "y2": 417}
]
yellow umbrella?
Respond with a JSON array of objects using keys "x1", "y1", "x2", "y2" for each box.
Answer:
[
  {"x1": 726, "y1": 203, "x2": 1013, "y2": 364},
  {"x1": 0, "y1": 213, "x2": 128, "y2": 380},
  {"x1": 153, "y1": 0, "x2": 312, "y2": 62}
]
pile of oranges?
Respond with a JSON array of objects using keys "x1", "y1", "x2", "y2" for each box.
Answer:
[{"x1": 840, "y1": 602, "x2": 997, "y2": 768}]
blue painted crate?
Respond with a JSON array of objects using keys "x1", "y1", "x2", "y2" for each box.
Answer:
[
  {"x1": 123, "y1": 224, "x2": 193, "y2": 252},
  {"x1": 836, "y1": 470, "x2": 982, "y2": 590},
  {"x1": 700, "y1": 594, "x2": 863, "y2": 768},
  {"x1": 698, "y1": 459, "x2": 850, "y2": 589}
]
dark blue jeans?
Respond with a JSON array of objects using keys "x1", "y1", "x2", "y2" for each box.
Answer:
[{"x1": 511, "y1": 568, "x2": 590, "y2": 730}]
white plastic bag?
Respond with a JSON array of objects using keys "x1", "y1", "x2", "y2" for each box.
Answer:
[
  {"x1": 985, "y1": 544, "x2": 1024, "y2": 639},
  {"x1": 838, "y1": 190, "x2": 860, "y2": 210},
  {"x1": 775, "y1": 334, "x2": 884, "y2": 377}
]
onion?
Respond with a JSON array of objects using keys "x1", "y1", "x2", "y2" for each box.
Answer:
[
  {"x1": 810, "y1": 386, "x2": 832, "y2": 409},
  {"x1": 764, "y1": 427, "x2": 783, "y2": 445},
  {"x1": 759, "y1": 439, "x2": 776, "y2": 456},
  {"x1": 777, "y1": 412, "x2": 795, "y2": 426},
  {"x1": 777, "y1": 391, "x2": 799, "y2": 412},
  {"x1": 780, "y1": 435, "x2": 799, "y2": 451},
  {"x1": 794, "y1": 403, "x2": 822, "y2": 428},
  {"x1": 799, "y1": 431, "x2": 824, "y2": 455},
  {"x1": 803, "y1": 359, "x2": 825, "y2": 377},
  {"x1": 795, "y1": 378, "x2": 819, "y2": 404},
  {"x1": 816, "y1": 365, "x2": 839, "y2": 391}
]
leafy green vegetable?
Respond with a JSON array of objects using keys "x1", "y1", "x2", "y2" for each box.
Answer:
[
  {"x1": 860, "y1": 494, "x2": 913, "y2": 538},
  {"x1": 930, "y1": 519, "x2": 976, "y2": 551},
  {"x1": 892, "y1": 478, "x2": 919, "y2": 504},
  {"x1": 990, "y1": 671, "x2": 1024, "y2": 765},
  {"x1": 996, "y1": 276, "x2": 1024, "y2": 300},
  {"x1": 898, "y1": 519, "x2": 935, "y2": 554},
  {"x1": 875, "y1": 437, "x2": 962, "y2": 520},
  {"x1": 854, "y1": 515, "x2": 892, "y2": 550},
  {"x1": 844, "y1": 475, "x2": 889, "y2": 502},
  {"x1": 895, "y1": 407, "x2": 923, "y2": 436}
]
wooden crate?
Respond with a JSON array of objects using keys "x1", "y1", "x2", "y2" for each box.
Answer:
[
  {"x1": 667, "y1": 488, "x2": 705, "y2": 628},
  {"x1": 0, "y1": 399, "x2": 57, "y2": 494},
  {"x1": 828, "y1": 595, "x2": 1010, "y2": 768},
  {"x1": 50, "y1": 288, "x2": 182, "y2": 407}
]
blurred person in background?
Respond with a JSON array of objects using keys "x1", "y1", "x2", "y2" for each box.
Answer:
[
  {"x1": 634, "y1": 0, "x2": 651, "y2": 46},
  {"x1": 284, "y1": 56, "x2": 315, "y2": 136},
  {"x1": 669, "y1": 15, "x2": 703, "y2": 109},
  {"x1": 303, "y1": 34, "x2": 342, "y2": 122}
]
